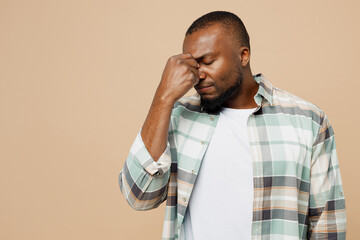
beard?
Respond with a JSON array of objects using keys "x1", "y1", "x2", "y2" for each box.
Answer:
[{"x1": 200, "y1": 73, "x2": 243, "y2": 114}]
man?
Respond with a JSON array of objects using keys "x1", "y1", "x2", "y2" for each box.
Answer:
[{"x1": 118, "y1": 11, "x2": 346, "y2": 240}]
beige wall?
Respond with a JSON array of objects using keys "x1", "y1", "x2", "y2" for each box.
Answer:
[{"x1": 0, "y1": 0, "x2": 359, "y2": 239}]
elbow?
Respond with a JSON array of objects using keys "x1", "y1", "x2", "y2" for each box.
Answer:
[
  {"x1": 125, "y1": 189, "x2": 168, "y2": 211},
  {"x1": 127, "y1": 198, "x2": 164, "y2": 211},
  {"x1": 118, "y1": 170, "x2": 168, "y2": 211}
]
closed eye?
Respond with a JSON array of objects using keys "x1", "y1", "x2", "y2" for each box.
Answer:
[{"x1": 203, "y1": 60, "x2": 214, "y2": 65}]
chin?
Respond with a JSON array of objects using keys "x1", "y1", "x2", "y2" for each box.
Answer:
[
  {"x1": 199, "y1": 93, "x2": 218, "y2": 100},
  {"x1": 200, "y1": 95, "x2": 224, "y2": 114}
]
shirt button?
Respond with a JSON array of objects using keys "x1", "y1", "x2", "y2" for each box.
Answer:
[
  {"x1": 201, "y1": 141, "x2": 205, "y2": 144},
  {"x1": 156, "y1": 162, "x2": 161, "y2": 166},
  {"x1": 182, "y1": 197, "x2": 187, "y2": 202},
  {"x1": 191, "y1": 170, "x2": 195, "y2": 174},
  {"x1": 340, "y1": 191, "x2": 344, "y2": 196},
  {"x1": 210, "y1": 117, "x2": 214, "y2": 121}
]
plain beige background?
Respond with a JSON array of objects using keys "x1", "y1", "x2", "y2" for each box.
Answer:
[{"x1": 0, "y1": 0, "x2": 359, "y2": 239}]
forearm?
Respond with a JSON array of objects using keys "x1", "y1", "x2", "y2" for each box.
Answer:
[{"x1": 141, "y1": 94, "x2": 174, "y2": 162}]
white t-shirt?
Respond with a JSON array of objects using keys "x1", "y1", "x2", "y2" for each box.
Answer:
[{"x1": 183, "y1": 107, "x2": 256, "y2": 240}]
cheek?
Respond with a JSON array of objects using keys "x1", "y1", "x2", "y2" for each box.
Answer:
[
  {"x1": 211, "y1": 63, "x2": 232, "y2": 89},
  {"x1": 206, "y1": 61, "x2": 226, "y2": 81},
  {"x1": 212, "y1": 79, "x2": 228, "y2": 96},
  {"x1": 215, "y1": 59, "x2": 233, "y2": 78}
]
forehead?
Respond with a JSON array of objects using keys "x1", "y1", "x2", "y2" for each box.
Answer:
[{"x1": 182, "y1": 25, "x2": 233, "y2": 58}]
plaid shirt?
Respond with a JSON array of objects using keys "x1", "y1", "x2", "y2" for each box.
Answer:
[{"x1": 118, "y1": 73, "x2": 346, "y2": 240}]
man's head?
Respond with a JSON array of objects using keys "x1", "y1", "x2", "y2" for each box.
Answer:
[
  {"x1": 182, "y1": 11, "x2": 251, "y2": 114},
  {"x1": 186, "y1": 11, "x2": 250, "y2": 52}
]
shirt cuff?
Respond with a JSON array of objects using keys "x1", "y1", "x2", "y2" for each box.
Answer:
[{"x1": 129, "y1": 129, "x2": 172, "y2": 176}]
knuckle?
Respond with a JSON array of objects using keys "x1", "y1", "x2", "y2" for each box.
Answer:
[
  {"x1": 180, "y1": 64, "x2": 189, "y2": 73},
  {"x1": 184, "y1": 64, "x2": 191, "y2": 71},
  {"x1": 168, "y1": 56, "x2": 176, "y2": 63}
]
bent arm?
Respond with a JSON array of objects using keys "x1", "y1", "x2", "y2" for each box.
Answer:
[{"x1": 118, "y1": 53, "x2": 199, "y2": 211}]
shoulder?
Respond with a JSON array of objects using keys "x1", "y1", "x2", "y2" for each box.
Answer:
[
  {"x1": 271, "y1": 85, "x2": 329, "y2": 128},
  {"x1": 172, "y1": 93, "x2": 203, "y2": 113}
]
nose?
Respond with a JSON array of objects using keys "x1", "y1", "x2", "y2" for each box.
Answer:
[{"x1": 199, "y1": 72, "x2": 206, "y2": 80}]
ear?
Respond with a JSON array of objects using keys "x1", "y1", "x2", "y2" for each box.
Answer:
[{"x1": 239, "y1": 47, "x2": 250, "y2": 67}]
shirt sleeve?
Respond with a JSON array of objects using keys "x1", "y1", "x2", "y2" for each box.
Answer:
[
  {"x1": 308, "y1": 114, "x2": 346, "y2": 239},
  {"x1": 118, "y1": 129, "x2": 172, "y2": 211}
]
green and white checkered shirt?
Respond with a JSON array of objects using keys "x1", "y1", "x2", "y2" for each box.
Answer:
[{"x1": 118, "y1": 73, "x2": 346, "y2": 239}]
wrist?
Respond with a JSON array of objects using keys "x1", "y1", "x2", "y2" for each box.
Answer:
[{"x1": 153, "y1": 93, "x2": 176, "y2": 109}]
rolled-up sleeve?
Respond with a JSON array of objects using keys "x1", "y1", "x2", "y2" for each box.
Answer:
[
  {"x1": 118, "y1": 129, "x2": 172, "y2": 210},
  {"x1": 308, "y1": 114, "x2": 346, "y2": 239}
]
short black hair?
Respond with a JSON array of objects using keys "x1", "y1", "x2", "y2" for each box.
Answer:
[{"x1": 185, "y1": 11, "x2": 250, "y2": 51}]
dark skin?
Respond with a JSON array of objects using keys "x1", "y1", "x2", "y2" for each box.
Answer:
[
  {"x1": 182, "y1": 24, "x2": 259, "y2": 109},
  {"x1": 141, "y1": 24, "x2": 259, "y2": 161}
]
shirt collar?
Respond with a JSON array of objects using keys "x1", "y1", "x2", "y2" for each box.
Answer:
[{"x1": 253, "y1": 73, "x2": 274, "y2": 106}]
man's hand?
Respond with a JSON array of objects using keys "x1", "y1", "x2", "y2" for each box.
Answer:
[{"x1": 155, "y1": 53, "x2": 200, "y2": 105}]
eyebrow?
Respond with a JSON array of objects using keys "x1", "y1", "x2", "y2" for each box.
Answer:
[{"x1": 194, "y1": 52, "x2": 215, "y2": 62}]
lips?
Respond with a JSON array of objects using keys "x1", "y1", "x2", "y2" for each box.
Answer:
[
  {"x1": 197, "y1": 85, "x2": 213, "y2": 89},
  {"x1": 196, "y1": 84, "x2": 214, "y2": 93},
  {"x1": 196, "y1": 82, "x2": 213, "y2": 89}
]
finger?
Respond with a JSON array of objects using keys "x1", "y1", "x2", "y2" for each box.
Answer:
[
  {"x1": 181, "y1": 58, "x2": 200, "y2": 69},
  {"x1": 179, "y1": 53, "x2": 194, "y2": 59},
  {"x1": 188, "y1": 67, "x2": 200, "y2": 85}
]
